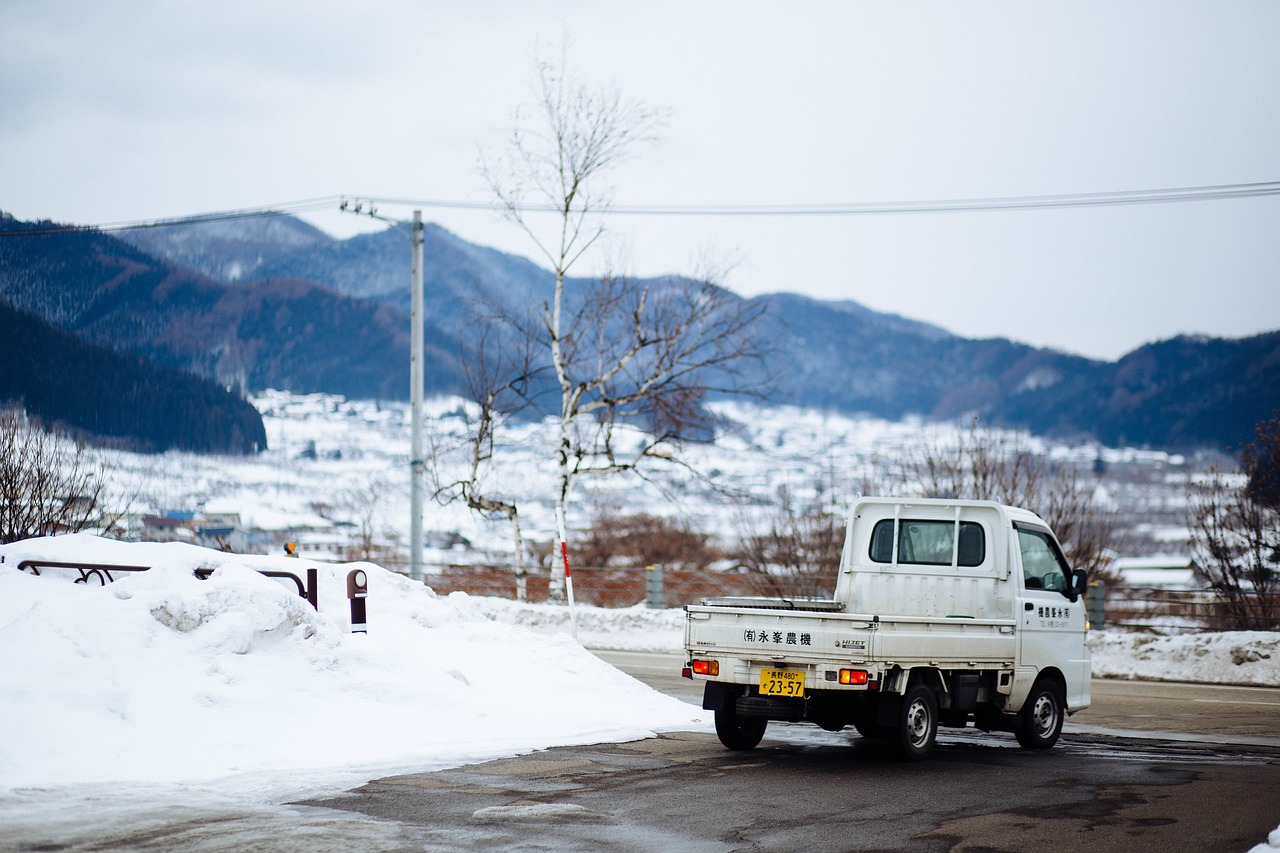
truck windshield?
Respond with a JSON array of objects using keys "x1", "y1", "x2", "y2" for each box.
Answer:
[{"x1": 869, "y1": 519, "x2": 985, "y2": 567}]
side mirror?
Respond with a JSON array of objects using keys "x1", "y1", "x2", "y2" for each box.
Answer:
[{"x1": 1069, "y1": 569, "x2": 1088, "y2": 602}]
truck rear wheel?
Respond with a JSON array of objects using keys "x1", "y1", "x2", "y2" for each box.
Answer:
[
  {"x1": 884, "y1": 684, "x2": 938, "y2": 761},
  {"x1": 714, "y1": 704, "x2": 768, "y2": 750},
  {"x1": 1016, "y1": 679, "x2": 1064, "y2": 750}
]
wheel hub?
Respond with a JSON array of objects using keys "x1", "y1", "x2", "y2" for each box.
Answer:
[
  {"x1": 1031, "y1": 695, "x2": 1058, "y2": 736},
  {"x1": 906, "y1": 699, "x2": 930, "y2": 746}
]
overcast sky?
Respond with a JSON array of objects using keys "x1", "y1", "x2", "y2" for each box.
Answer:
[{"x1": 2, "y1": 1, "x2": 1278, "y2": 361}]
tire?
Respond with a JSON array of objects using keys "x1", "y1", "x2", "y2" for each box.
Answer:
[
  {"x1": 714, "y1": 702, "x2": 768, "y2": 751},
  {"x1": 1016, "y1": 679, "x2": 1065, "y2": 750},
  {"x1": 883, "y1": 684, "x2": 938, "y2": 761}
]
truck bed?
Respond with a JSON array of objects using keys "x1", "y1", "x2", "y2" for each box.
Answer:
[{"x1": 686, "y1": 601, "x2": 1017, "y2": 669}]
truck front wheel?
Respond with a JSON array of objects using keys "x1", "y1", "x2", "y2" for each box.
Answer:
[
  {"x1": 884, "y1": 684, "x2": 938, "y2": 761},
  {"x1": 1016, "y1": 679, "x2": 1065, "y2": 750},
  {"x1": 714, "y1": 703, "x2": 768, "y2": 750}
]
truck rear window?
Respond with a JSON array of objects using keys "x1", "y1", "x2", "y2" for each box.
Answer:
[{"x1": 869, "y1": 519, "x2": 986, "y2": 567}]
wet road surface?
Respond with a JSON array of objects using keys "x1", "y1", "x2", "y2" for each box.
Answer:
[
  {"x1": 293, "y1": 653, "x2": 1280, "y2": 852},
  {"x1": 5, "y1": 651, "x2": 1279, "y2": 852},
  {"x1": 301, "y1": 725, "x2": 1280, "y2": 852}
]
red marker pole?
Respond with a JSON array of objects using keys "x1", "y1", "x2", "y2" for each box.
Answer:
[{"x1": 556, "y1": 506, "x2": 578, "y2": 639}]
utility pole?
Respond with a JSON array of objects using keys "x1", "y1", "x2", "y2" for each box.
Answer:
[
  {"x1": 409, "y1": 210, "x2": 425, "y2": 582},
  {"x1": 338, "y1": 198, "x2": 428, "y2": 582}
]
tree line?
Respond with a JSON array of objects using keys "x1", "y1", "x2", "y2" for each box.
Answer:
[{"x1": 0, "y1": 299, "x2": 266, "y2": 454}]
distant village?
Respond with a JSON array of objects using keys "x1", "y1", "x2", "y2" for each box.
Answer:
[{"x1": 129, "y1": 508, "x2": 489, "y2": 568}]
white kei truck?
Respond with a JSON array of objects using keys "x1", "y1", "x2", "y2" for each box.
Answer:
[{"x1": 683, "y1": 497, "x2": 1091, "y2": 760}]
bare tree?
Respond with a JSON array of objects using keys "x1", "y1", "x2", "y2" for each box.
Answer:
[
  {"x1": 579, "y1": 505, "x2": 722, "y2": 571},
  {"x1": 0, "y1": 408, "x2": 119, "y2": 543},
  {"x1": 733, "y1": 486, "x2": 844, "y2": 599},
  {"x1": 904, "y1": 421, "x2": 1114, "y2": 583},
  {"x1": 481, "y1": 45, "x2": 767, "y2": 600},
  {"x1": 335, "y1": 475, "x2": 394, "y2": 563},
  {"x1": 1188, "y1": 414, "x2": 1280, "y2": 630},
  {"x1": 431, "y1": 322, "x2": 540, "y2": 600}
]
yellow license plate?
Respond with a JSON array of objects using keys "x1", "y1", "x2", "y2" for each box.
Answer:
[{"x1": 759, "y1": 669, "x2": 805, "y2": 697}]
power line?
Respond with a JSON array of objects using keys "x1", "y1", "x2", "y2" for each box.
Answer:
[
  {"x1": 352, "y1": 180, "x2": 1280, "y2": 216},
  {"x1": 0, "y1": 197, "x2": 344, "y2": 236},
  {"x1": 3, "y1": 180, "x2": 1278, "y2": 237}
]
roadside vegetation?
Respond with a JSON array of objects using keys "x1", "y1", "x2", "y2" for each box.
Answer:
[
  {"x1": 1188, "y1": 413, "x2": 1280, "y2": 630},
  {"x1": 0, "y1": 408, "x2": 125, "y2": 544}
]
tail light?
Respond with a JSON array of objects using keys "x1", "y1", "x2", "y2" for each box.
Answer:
[
  {"x1": 691, "y1": 659, "x2": 720, "y2": 677},
  {"x1": 838, "y1": 669, "x2": 868, "y2": 685}
]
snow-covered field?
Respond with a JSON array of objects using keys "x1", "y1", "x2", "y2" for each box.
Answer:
[{"x1": 98, "y1": 390, "x2": 1202, "y2": 567}]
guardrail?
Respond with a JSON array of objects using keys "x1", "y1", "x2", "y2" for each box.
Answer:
[
  {"x1": 16, "y1": 559, "x2": 319, "y2": 610},
  {"x1": 1104, "y1": 586, "x2": 1280, "y2": 633},
  {"x1": 421, "y1": 563, "x2": 764, "y2": 607}
]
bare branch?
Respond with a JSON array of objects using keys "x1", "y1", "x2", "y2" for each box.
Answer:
[
  {"x1": 1187, "y1": 413, "x2": 1280, "y2": 629},
  {"x1": 904, "y1": 420, "x2": 1115, "y2": 582},
  {"x1": 0, "y1": 408, "x2": 122, "y2": 543},
  {"x1": 469, "y1": 40, "x2": 764, "y2": 602}
]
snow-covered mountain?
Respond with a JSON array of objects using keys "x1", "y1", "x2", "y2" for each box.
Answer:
[
  {"x1": 4, "y1": 209, "x2": 1278, "y2": 451},
  {"x1": 120, "y1": 215, "x2": 332, "y2": 282}
]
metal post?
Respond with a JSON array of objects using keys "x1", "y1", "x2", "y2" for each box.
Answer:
[
  {"x1": 1087, "y1": 581, "x2": 1106, "y2": 630},
  {"x1": 645, "y1": 564, "x2": 664, "y2": 609},
  {"x1": 556, "y1": 505, "x2": 577, "y2": 637},
  {"x1": 347, "y1": 568, "x2": 368, "y2": 633},
  {"x1": 409, "y1": 211, "x2": 425, "y2": 583}
]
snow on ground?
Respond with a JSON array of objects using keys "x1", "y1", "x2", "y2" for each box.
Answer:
[
  {"x1": 1255, "y1": 826, "x2": 1280, "y2": 853},
  {"x1": 3, "y1": 533, "x2": 1278, "y2": 850},
  {"x1": 1090, "y1": 630, "x2": 1280, "y2": 687},
  {"x1": 100, "y1": 390, "x2": 1207, "y2": 570},
  {"x1": 470, "y1": 596, "x2": 687, "y2": 653},
  {"x1": 0, "y1": 535, "x2": 704, "y2": 799},
  {"x1": 5, "y1": 533, "x2": 1279, "y2": 798}
]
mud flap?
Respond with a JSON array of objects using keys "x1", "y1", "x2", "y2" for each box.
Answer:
[
  {"x1": 875, "y1": 692, "x2": 903, "y2": 727},
  {"x1": 702, "y1": 681, "x2": 733, "y2": 711}
]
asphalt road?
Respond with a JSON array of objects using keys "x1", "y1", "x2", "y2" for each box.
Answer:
[
  {"x1": 593, "y1": 650, "x2": 1280, "y2": 743},
  {"x1": 9, "y1": 653, "x2": 1277, "y2": 852},
  {"x1": 295, "y1": 651, "x2": 1280, "y2": 853}
]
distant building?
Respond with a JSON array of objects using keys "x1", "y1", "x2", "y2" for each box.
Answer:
[
  {"x1": 141, "y1": 515, "x2": 193, "y2": 543},
  {"x1": 196, "y1": 525, "x2": 248, "y2": 553},
  {"x1": 1112, "y1": 555, "x2": 1201, "y2": 590}
]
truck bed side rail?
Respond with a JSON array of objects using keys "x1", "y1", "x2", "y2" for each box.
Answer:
[{"x1": 697, "y1": 596, "x2": 844, "y2": 612}]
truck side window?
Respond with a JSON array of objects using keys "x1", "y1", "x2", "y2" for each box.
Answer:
[
  {"x1": 869, "y1": 520, "x2": 985, "y2": 567},
  {"x1": 869, "y1": 520, "x2": 894, "y2": 563},
  {"x1": 1017, "y1": 528, "x2": 1070, "y2": 592}
]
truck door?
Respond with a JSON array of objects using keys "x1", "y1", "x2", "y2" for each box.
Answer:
[{"x1": 1014, "y1": 524, "x2": 1090, "y2": 711}]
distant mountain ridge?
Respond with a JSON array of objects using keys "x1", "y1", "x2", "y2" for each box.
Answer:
[
  {"x1": 121, "y1": 215, "x2": 332, "y2": 282},
  {"x1": 0, "y1": 299, "x2": 266, "y2": 454},
  {"x1": 0, "y1": 213, "x2": 441, "y2": 400},
  {"x1": 2, "y1": 209, "x2": 1275, "y2": 452}
]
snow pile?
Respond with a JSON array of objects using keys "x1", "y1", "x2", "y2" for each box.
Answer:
[
  {"x1": 4, "y1": 532, "x2": 1278, "y2": 801},
  {"x1": 0, "y1": 535, "x2": 703, "y2": 793},
  {"x1": 1089, "y1": 630, "x2": 1280, "y2": 687},
  {"x1": 470, "y1": 596, "x2": 687, "y2": 651}
]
